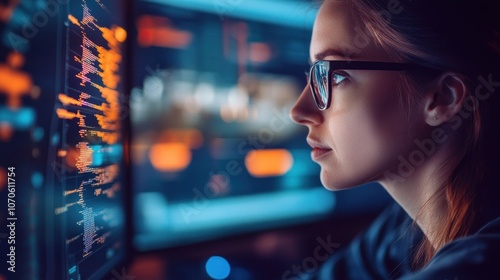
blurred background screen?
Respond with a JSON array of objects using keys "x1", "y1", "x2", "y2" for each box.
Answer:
[
  {"x1": 130, "y1": 0, "x2": 337, "y2": 251},
  {"x1": 0, "y1": 0, "x2": 129, "y2": 279}
]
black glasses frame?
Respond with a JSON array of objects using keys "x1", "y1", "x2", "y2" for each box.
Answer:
[{"x1": 308, "y1": 60, "x2": 436, "y2": 110}]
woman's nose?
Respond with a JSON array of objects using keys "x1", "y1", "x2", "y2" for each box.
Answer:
[{"x1": 289, "y1": 85, "x2": 322, "y2": 126}]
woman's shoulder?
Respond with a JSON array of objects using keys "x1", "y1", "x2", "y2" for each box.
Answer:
[
  {"x1": 310, "y1": 203, "x2": 500, "y2": 280},
  {"x1": 309, "y1": 202, "x2": 421, "y2": 280},
  {"x1": 402, "y1": 217, "x2": 500, "y2": 280}
]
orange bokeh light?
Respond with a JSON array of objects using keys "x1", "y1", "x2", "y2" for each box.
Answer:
[
  {"x1": 149, "y1": 142, "x2": 192, "y2": 172},
  {"x1": 0, "y1": 167, "x2": 6, "y2": 192},
  {"x1": 137, "y1": 15, "x2": 192, "y2": 48},
  {"x1": 245, "y1": 149, "x2": 293, "y2": 178},
  {"x1": 0, "y1": 52, "x2": 32, "y2": 109},
  {"x1": 0, "y1": 0, "x2": 19, "y2": 23},
  {"x1": 114, "y1": 26, "x2": 127, "y2": 43},
  {"x1": 57, "y1": 149, "x2": 68, "y2": 157},
  {"x1": 64, "y1": 148, "x2": 80, "y2": 170},
  {"x1": 158, "y1": 129, "x2": 203, "y2": 149},
  {"x1": 7, "y1": 51, "x2": 24, "y2": 68},
  {"x1": 0, "y1": 123, "x2": 13, "y2": 142}
]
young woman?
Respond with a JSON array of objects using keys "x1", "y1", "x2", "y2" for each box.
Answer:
[{"x1": 290, "y1": 0, "x2": 500, "y2": 278}]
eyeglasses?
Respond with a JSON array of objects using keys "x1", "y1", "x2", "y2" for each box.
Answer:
[{"x1": 307, "y1": 60, "x2": 436, "y2": 110}]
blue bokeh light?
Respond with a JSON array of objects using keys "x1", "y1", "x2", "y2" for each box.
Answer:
[
  {"x1": 32, "y1": 126, "x2": 44, "y2": 142},
  {"x1": 205, "y1": 256, "x2": 231, "y2": 280},
  {"x1": 31, "y1": 172, "x2": 43, "y2": 189}
]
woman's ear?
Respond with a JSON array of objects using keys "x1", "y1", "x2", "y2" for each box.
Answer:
[{"x1": 423, "y1": 73, "x2": 467, "y2": 126}]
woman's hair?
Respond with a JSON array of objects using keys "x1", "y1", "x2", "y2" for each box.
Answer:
[{"x1": 333, "y1": 0, "x2": 500, "y2": 269}]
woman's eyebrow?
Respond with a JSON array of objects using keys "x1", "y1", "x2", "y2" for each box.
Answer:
[{"x1": 311, "y1": 48, "x2": 354, "y2": 63}]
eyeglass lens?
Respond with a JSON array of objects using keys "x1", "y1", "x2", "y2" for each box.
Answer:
[{"x1": 311, "y1": 61, "x2": 330, "y2": 110}]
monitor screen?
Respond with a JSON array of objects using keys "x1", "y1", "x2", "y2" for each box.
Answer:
[
  {"x1": 0, "y1": 0, "x2": 129, "y2": 279},
  {"x1": 130, "y1": 0, "x2": 336, "y2": 251}
]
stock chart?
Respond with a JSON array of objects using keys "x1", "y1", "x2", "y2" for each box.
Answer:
[{"x1": 0, "y1": 0, "x2": 128, "y2": 279}]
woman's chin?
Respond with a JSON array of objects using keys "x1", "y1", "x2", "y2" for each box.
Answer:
[
  {"x1": 320, "y1": 173, "x2": 354, "y2": 191},
  {"x1": 320, "y1": 170, "x2": 371, "y2": 191}
]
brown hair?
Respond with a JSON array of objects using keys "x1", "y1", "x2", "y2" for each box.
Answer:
[{"x1": 336, "y1": 0, "x2": 500, "y2": 269}]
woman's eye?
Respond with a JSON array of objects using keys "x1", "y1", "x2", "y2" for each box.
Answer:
[{"x1": 332, "y1": 73, "x2": 347, "y2": 85}]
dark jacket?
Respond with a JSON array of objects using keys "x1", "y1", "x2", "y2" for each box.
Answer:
[{"x1": 308, "y1": 203, "x2": 500, "y2": 279}]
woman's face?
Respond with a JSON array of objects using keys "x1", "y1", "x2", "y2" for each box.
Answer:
[{"x1": 290, "y1": 1, "x2": 428, "y2": 190}]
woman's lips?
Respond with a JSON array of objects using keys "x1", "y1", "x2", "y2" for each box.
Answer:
[
  {"x1": 311, "y1": 147, "x2": 332, "y2": 160},
  {"x1": 307, "y1": 138, "x2": 332, "y2": 160}
]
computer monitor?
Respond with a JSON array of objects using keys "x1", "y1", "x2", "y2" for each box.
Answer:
[
  {"x1": 130, "y1": 0, "x2": 337, "y2": 252},
  {"x1": 0, "y1": 0, "x2": 130, "y2": 279}
]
